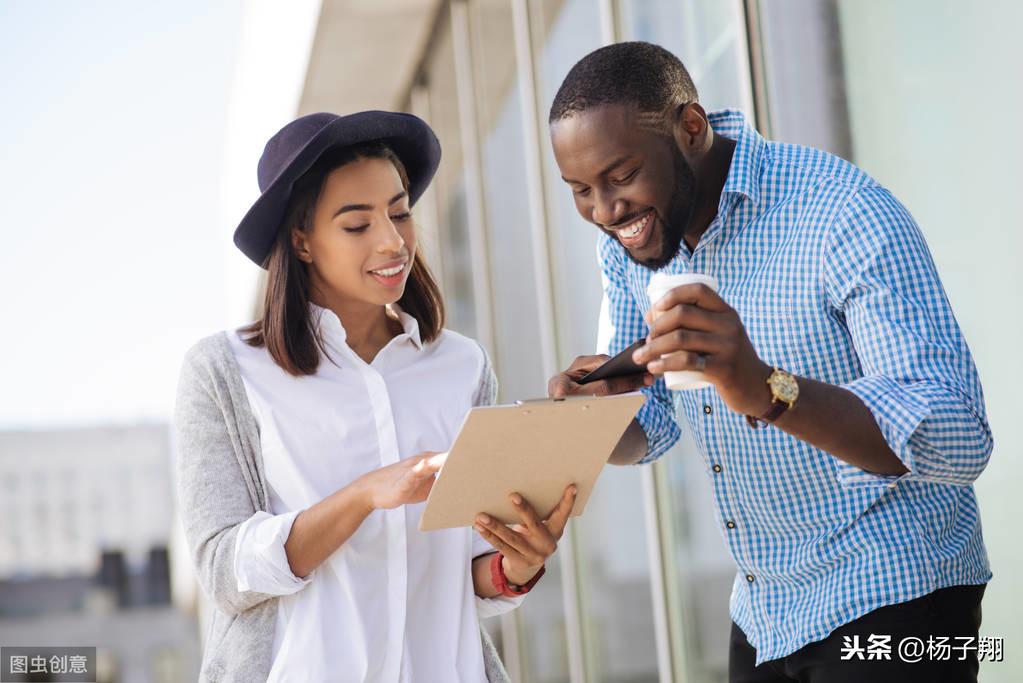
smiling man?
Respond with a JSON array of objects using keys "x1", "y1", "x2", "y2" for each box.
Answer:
[{"x1": 547, "y1": 42, "x2": 992, "y2": 682}]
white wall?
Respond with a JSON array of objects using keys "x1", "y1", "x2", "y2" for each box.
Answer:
[{"x1": 839, "y1": 1, "x2": 1023, "y2": 679}]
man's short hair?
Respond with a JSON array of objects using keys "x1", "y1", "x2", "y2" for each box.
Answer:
[{"x1": 549, "y1": 42, "x2": 698, "y2": 123}]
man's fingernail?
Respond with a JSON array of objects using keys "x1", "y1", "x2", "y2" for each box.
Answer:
[
  {"x1": 511, "y1": 493, "x2": 522, "y2": 505},
  {"x1": 632, "y1": 349, "x2": 644, "y2": 362}
]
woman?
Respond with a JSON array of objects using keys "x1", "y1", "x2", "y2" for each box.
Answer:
[{"x1": 174, "y1": 111, "x2": 575, "y2": 682}]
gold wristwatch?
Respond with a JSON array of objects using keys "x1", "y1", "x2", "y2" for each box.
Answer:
[{"x1": 745, "y1": 368, "x2": 799, "y2": 429}]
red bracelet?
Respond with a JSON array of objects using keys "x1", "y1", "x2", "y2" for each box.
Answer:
[{"x1": 490, "y1": 552, "x2": 545, "y2": 597}]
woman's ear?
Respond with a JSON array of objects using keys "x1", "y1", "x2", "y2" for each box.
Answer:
[{"x1": 291, "y1": 228, "x2": 313, "y2": 263}]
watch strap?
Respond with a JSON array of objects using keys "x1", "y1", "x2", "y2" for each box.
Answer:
[{"x1": 745, "y1": 367, "x2": 797, "y2": 428}]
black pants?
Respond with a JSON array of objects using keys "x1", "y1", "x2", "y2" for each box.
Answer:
[{"x1": 729, "y1": 584, "x2": 985, "y2": 683}]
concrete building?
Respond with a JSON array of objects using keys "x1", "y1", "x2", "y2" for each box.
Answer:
[{"x1": 0, "y1": 426, "x2": 200, "y2": 682}]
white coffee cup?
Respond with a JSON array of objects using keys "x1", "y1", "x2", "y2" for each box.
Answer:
[{"x1": 646, "y1": 272, "x2": 720, "y2": 391}]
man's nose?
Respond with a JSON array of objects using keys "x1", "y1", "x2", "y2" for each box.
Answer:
[{"x1": 590, "y1": 190, "x2": 624, "y2": 228}]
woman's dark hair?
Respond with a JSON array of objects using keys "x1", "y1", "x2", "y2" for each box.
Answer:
[{"x1": 239, "y1": 141, "x2": 445, "y2": 376}]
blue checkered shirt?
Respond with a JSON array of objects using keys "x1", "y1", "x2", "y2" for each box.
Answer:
[{"x1": 599, "y1": 109, "x2": 992, "y2": 664}]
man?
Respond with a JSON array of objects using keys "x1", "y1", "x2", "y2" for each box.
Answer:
[{"x1": 547, "y1": 42, "x2": 991, "y2": 682}]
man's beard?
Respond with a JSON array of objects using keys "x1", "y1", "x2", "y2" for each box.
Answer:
[{"x1": 627, "y1": 148, "x2": 697, "y2": 271}]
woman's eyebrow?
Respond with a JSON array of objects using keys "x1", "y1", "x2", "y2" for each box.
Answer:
[{"x1": 333, "y1": 191, "x2": 408, "y2": 218}]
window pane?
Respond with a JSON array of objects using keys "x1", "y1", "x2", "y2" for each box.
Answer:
[
  {"x1": 470, "y1": 0, "x2": 548, "y2": 403},
  {"x1": 532, "y1": 0, "x2": 606, "y2": 368},
  {"x1": 468, "y1": 0, "x2": 572, "y2": 679},
  {"x1": 833, "y1": 3, "x2": 1023, "y2": 682},
  {"x1": 616, "y1": 4, "x2": 755, "y2": 682},
  {"x1": 534, "y1": 1, "x2": 661, "y2": 682},
  {"x1": 617, "y1": 0, "x2": 753, "y2": 112},
  {"x1": 423, "y1": 18, "x2": 478, "y2": 338}
]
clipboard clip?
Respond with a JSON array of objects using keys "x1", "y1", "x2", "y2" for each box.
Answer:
[{"x1": 515, "y1": 397, "x2": 566, "y2": 405}]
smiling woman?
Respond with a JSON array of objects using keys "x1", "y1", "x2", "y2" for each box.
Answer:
[{"x1": 174, "y1": 110, "x2": 576, "y2": 682}]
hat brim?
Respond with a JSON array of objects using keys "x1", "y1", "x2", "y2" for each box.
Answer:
[{"x1": 232, "y1": 111, "x2": 441, "y2": 267}]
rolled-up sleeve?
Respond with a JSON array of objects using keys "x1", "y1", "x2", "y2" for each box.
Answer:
[
  {"x1": 234, "y1": 510, "x2": 312, "y2": 595},
  {"x1": 597, "y1": 234, "x2": 680, "y2": 464},
  {"x1": 824, "y1": 186, "x2": 992, "y2": 487},
  {"x1": 174, "y1": 343, "x2": 283, "y2": 616}
]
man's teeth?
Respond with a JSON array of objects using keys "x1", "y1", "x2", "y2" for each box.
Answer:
[
  {"x1": 618, "y1": 214, "x2": 650, "y2": 239},
  {"x1": 372, "y1": 264, "x2": 406, "y2": 277}
]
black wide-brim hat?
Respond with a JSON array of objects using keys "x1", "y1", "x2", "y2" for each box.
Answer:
[{"x1": 233, "y1": 110, "x2": 441, "y2": 267}]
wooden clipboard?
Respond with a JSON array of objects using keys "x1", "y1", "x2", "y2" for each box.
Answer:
[{"x1": 419, "y1": 392, "x2": 645, "y2": 531}]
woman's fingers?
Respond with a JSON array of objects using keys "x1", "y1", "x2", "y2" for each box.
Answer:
[
  {"x1": 423, "y1": 452, "x2": 448, "y2": 470},
  {"x1": 509, "y1": 492, "x2": 542, "y2": 531},
  {"x1": 475, "y1": 517, "x2": 528, "y2": 561},
  {"x1": 474, "y1": 525, "x2": 518, "y2": 558},
  {"x1": 544, "y1": 485, "x2": 578, "y2": 539},
  {"x1": 475, "y1": 514, "x2": 544, "y2": 564},
  {"x1": 394, "y1": 453, "x2": 445, "y2": 503},
  {"x1": 411, "y1": 451, "x2": 447, "y2": 475}
]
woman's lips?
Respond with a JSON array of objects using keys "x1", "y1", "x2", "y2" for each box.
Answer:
[{"x1": 368, "y1": 260, "x2": 409, "y2": 288}]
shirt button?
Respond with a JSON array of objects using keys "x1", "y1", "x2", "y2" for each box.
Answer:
[
  {"x1": 712, "y1": 464, "x2": 722, "y2": 473},
  {"x1": 726, "y1": 520, "x2": 736, "y2": 529},
  {"x1": 746, "y1": 574, "x2": 755, "y2": 583},
  {"x1": 703, "y1": 404, "x2": 712, "y2": 415}
]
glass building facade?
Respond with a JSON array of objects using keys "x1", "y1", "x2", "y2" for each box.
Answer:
[{"x1": 390, "y1": 1, "x2": 1022, "y2": 681}]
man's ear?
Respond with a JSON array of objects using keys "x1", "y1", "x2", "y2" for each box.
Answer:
[
  {"x1": 291, "y1": 228, "x2": 313, "y2": 263},
  {"x1": 671, "y1": 101, "x2": 711, "y2": 158}
]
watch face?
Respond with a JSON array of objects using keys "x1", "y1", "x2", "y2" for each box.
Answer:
[{"x1": 769, "y1": 372, "x2": 799, "y2": 403}]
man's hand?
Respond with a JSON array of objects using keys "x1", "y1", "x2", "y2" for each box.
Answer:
[
  {"x1": 632, "y1": 283, "x2": 773, "y2": 417},
  {"x1": 548, "y1": 354, "x2": 654, "y2": 398}
]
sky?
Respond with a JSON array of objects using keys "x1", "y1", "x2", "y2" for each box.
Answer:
[{"x1": 0, "y1": 1, "x2": 246, "y2": 428}]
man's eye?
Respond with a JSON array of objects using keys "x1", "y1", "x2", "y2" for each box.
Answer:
[
  {"x1": 573, "y1": 186, "x2": 591, "y2": 196},
  {"x1": 612, "y1": 168, "x2": 639, "y2": 184}
]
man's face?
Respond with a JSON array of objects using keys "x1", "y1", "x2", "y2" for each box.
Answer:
[{"x1": 551, "y1": 104, "x2": 697, "y2": 270}]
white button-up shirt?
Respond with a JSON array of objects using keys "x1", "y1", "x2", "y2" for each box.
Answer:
[{"x1": 227, "y1": 304, "x2": 520, "y2": 682}]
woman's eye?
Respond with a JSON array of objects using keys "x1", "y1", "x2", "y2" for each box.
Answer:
[
  {"x1": 343, "y1": 225, "x2": 369, "y2": 233},
  {"x1": 390, "y1": 212, "x2": 412, "y2": 222}
]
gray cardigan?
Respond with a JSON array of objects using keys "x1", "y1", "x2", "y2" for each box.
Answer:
[{"x1": 173, "y1": 331, "x2": 509, "y2": 682}]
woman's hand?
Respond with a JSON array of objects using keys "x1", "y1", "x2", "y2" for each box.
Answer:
[
  {"x1": 475, "y1": 484, "x2": 577, "y2": 586},
  {"x1": 358, "y1": 452, "x2": 447, "y2": 511}
]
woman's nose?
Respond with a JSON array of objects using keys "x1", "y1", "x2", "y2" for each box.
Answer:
[{"x1": 377, "y1": 217, "x2": 406, "y2": 253}]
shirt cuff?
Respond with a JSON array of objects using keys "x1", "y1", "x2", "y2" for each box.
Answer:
[
  {"x1": 234, "y1": 509, "x2": 312, "y2": 595},
  {"x1": 476, "y1": 592, "x2": 526, "y2": 619},
  {"x1": 471, "y1": 537, "x2": 527, "y2": 617},
  {"x1": 635, "y1": 389, "x2": 681, "y2": 465},
  {"x1": 838, "y1": 374, "x2": 929, "y2": 488}
]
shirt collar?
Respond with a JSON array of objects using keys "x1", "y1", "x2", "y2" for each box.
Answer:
[
  {"x1": 706, "y1": 108, "x2": 764, "y2": 210},
  {"x1": 309, "y1": 302, "x2": 422, "y2": 354}
]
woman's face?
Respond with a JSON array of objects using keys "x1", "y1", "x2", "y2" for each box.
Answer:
[{"x1": 294, "y1": 156, "x2": 416, "y2": 308}]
